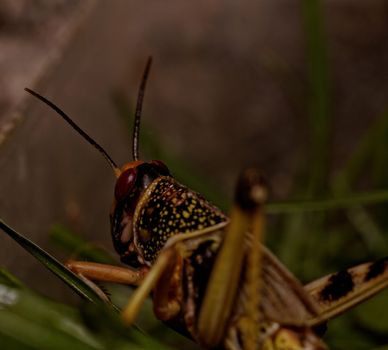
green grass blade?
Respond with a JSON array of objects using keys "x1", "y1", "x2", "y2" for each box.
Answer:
[
  {"x1": 277, "y1": 0, "x2": 330, "y2": 277},
  {"x1": 0, "y1": 220, "x2": 111, "y2": 306},
  {"x1": 0, "y1": 268, "x2": 25, "y2": 289},
  {"x1": 333, "y1": 111, "x2": 388, "y2": 191},
  {"x1": 302, "y1": 0, "x2": 330, "y2": 195},
  {"x1": 268, "y1": 188, "x2": 388, "y2": 214},
  {"x1": 328, "y1": 110, "x2": 388, "y2": 256}
]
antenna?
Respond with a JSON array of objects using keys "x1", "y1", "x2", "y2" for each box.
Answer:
[
  {"x1": 25, "y1": 88, "x2": 120, "y2": 176},
  {"x1": 132, "y1": 56, "x2": 153, "y2": 161}
]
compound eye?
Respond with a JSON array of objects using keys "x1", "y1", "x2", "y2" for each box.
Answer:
[
  {"x1": 151, "y1": 160, "x2": 170, "y2": 176},
  {"x1": 115, "y1": 168, "x2": 137, "y2": 202}
]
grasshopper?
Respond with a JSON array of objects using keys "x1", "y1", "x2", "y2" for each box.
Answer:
[{"x1": 2, "y1": 58, "x2": 388, "y2": 349}]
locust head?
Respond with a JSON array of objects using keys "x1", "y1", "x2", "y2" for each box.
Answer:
[{"x1": 110, "y1": 160, "x2": 171, "y2": 266}]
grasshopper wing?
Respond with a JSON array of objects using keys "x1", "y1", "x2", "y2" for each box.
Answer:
[{"x1": 259, "y1": 246, "x2": 321, "y2": 325}]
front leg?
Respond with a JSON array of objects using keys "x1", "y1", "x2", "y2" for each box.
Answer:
[
  {"x1": 66, "y1": 260, "x2": 148, "y2": 286},
  {"x1": 197, "y1": 169, "x2": 267, "y2": 349},
  {"x1": 67, "y1": 257, "x2": 185, "y2": 330},
  {"x1": 66, "y1": 260, "x2": 149, "y2": 302},
  {"x1": 121, "y1": 245, "x2": 184, "y2": 324},
  {"x1": 67, "y1": 256, "x2": 182, "y2": 325}
]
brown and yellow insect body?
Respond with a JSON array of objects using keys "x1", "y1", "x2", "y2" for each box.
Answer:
[{"x1": 14, "y1": 58, "x2": 388, "y2": 350}]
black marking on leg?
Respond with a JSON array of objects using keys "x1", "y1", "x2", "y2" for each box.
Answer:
[
  {"x1": 365, "y1": 257, "x2": 388, "y2": 282},
  {"x1": 320, "y1": 269, "x2": 354, "y2": 302}
]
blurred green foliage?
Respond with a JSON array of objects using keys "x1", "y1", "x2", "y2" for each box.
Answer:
[{"x1": 0, "y1": 268, "x2": 173, "y2": 350}]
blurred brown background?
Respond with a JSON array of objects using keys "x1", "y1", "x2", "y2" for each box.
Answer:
[{"x1": 0, "y1": 0, "x2": 387, "y2": 310}]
